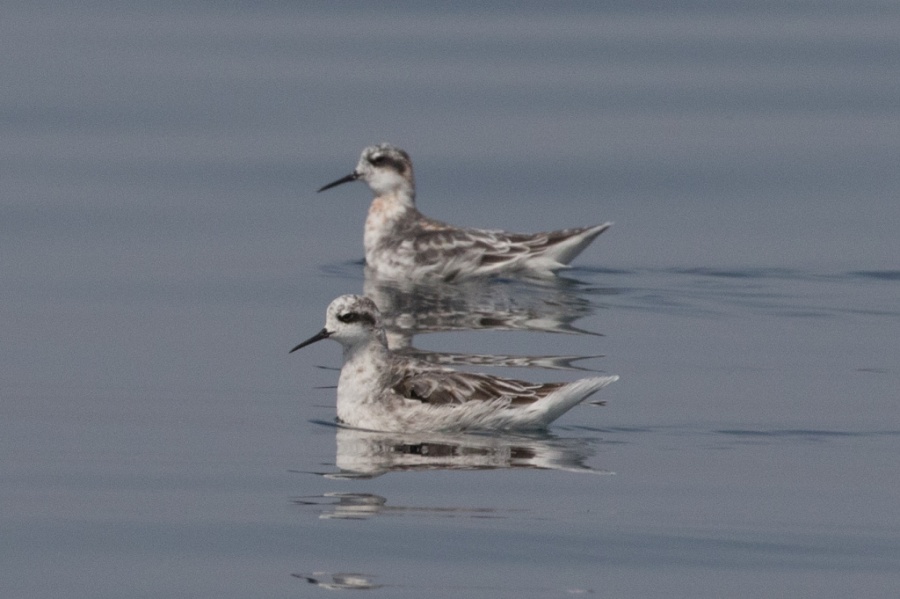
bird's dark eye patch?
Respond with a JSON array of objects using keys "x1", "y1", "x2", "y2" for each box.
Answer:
[
  {"x1": 337, "y1": 311, "x2": 377, "y2": 326},
  {"x1": 337, "y1": 312, "x2": 360, "y2": 324},
  {"x1": 368, "y1": 153, "x2": 405, "y2": 173}
]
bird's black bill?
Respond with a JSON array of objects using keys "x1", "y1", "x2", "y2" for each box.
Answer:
[
  {"x1": 290, "y1": 328, "x2": 331, "y2": 353},
  {"x1": 317, "y1": 172, "x2": 358, "y2": 192}
]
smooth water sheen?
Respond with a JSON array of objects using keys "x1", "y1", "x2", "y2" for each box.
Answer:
[{"x1": 2, "y1": 3, "x2": 899, "y2": 598}]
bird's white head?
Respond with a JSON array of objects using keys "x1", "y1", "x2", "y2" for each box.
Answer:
[
  {"x1": 318, "y1": 144, "x2": 415, "y2": 199},
  {"x1": 290, "y1": 294, "x2": 386, "y2": 353}
]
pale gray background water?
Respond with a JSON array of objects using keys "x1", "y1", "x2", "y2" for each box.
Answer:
[{"x1": 2, "y1": 2, "x2": 899, "y2": 597}]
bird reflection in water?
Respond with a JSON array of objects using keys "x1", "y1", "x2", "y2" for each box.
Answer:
[
  {"x1": 299, "y1": 425, "x2": 613, "y2": 481},
  {"x1": 292, "y1": 571, "x2": 383, "y2": 590},
  {"x1": 362, "y1": 269, "x2": 609, "y2": 371}
]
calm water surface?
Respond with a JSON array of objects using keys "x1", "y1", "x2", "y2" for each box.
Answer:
[{"x1": 2, "y1": 3, "x2": 899, "y2": 598}]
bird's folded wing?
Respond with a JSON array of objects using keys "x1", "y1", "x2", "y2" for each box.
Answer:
[{"x1": 391, "y1": 368, "x2": 565, "y2": 406}]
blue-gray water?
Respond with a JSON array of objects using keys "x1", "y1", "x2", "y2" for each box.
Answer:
[{"x1": 2, "y1": 3, "x2": 899, "y2": 597}]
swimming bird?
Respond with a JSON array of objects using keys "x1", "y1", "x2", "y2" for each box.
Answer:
[
  {"x1": 317, "y1": 144, "x2": 612, "y2": 281},
  {"x1": 290, "y1": 295, "x2": 618, "y2": 432}
]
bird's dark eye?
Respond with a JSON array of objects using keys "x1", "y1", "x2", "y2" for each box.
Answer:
[
  {"x1": 369, "y1": 155, "x2": 387, "y2": 166},
  {"x1": 338, "y1": 312, "x2": 360, "y2": 324}
]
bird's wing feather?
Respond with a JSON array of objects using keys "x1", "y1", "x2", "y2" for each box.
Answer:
[
  {"x1": 390, "y1": 362, "x2": 565, "y2": 406},
  {"x1": 408, "y1": 218, "x2": 607, "y2": 269}
]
